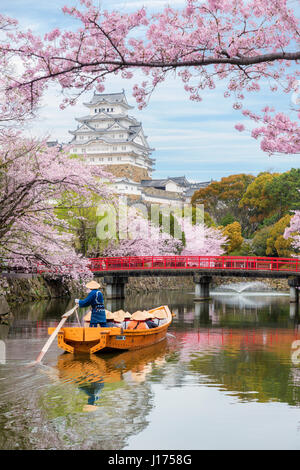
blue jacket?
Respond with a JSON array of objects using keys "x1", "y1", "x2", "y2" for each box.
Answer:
[{"x1": 79, "y1": 289, "x2": 106, "y2": 324}]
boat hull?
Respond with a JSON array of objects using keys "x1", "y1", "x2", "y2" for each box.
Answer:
[{"x1": 48, "y1": 305, "x2": 173, "y2": 354}]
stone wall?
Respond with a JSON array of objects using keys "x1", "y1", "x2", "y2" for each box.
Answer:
[
  {"x1": 0, "y1": 272, "x2": 290, "y2": 305},
  {"x1": 0, "y1": 275, "x2": 87, "y2": 303},
  {"x1": 0, "y1": 295, "x2": 12, "y2": 323},
  {"x1": 127, "y1": 275, "x2": 193, "y2": 293},
  {"x1": 103, "y1": 164, "x2": 150, "y2": 182},
  {"x1": 141, "y1": 186, "x2": 184, "y2": 201},
  {"x1": 130, "y1": 274, "x2": 289, "y2": 293},
  {"x1": 211, "y1": 276, "x2": 289, "y2": 291},
  {"x1": 94, "y1": 275, "x2": 193, "y2": 294},
  {"x1": 1, "y1": 275, "x2": 194, "y2": 304},
  {"x1": 123, "y1": 275, "x2": 289, "y2": 294}
]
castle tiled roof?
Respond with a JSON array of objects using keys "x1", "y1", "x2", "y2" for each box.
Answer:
[
  {"x1": 140, "y1": 177, "x2": 211, "y2": 195},
  {"x1": 140, "y1": 177, "x2": 187, "y2": 188},
  {"x1": 83, "y1": 91, "x2": 133, "y2": 108},
  {"x1": 75, "y1": 113, "x2": 139, "y2": 125}
]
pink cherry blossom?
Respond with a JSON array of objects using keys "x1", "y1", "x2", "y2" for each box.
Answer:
[
  {"x1": 284, "y1": 211, "x2": 300, "y2": 254},
  {"x1": 0, "y1": 1, "x2": 299, "y2": 155},
  {"x1": 0, "y1": 134, "x2": 113, "y2": 282},
  {"x1": 103, "y1": 208, "x2": 227, "y2": 257}
]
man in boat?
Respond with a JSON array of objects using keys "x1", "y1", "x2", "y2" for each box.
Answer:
[{"x1": 75, "y1": 281, "x2": 107, "y2": 328}]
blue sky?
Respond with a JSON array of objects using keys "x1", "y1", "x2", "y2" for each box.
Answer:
[{"x1": 2, "y1": 0, "x2": 300, "y2": 182}]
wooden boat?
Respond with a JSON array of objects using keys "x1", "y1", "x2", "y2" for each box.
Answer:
[{"x1": 48, "y1": 305, "x2": 173, "y2": 354}]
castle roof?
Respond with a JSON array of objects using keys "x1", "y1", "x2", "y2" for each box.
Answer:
[
  {"x1": 140, "y1": 179, "x2": 169, "y2": 188},
  {"x1": 69, "y1": 136, "x2": 154, "y2": 152},
  {"x1": 166, "y1": 176, "x2": 190, "y2": 187},
  {"x1": 114, "y1": 177, "x2": 140, "y2": 186},
  {"x1": 75, "y1": 112, "x2": 139, "y2": 125},
  {"x1": 184, "y1": 184, "x2": 210, "y2": 197},
  {"x1": 83, "y1": 91, "x2": 134, "y2": 109},
  {"x1": 70, "y1": 119, "x2": 153, "y2": 151},
  {"x1": 140, "y1": 177, "x2": 211, "y2": 192},
  {"x1": 140, "y1": 177, "x2": 186, "y2": 188}
]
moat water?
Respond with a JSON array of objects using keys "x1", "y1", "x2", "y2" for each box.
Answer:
[{"x1": 1, "y1": 286, "x2": 300, "y2": 450}]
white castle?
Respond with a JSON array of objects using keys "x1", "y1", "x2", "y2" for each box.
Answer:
[
  {"x1": 69, "y1": 91, "x2": 154, "y2": 181},
  {"x1": 68, "y1": 91, "x2": 211, "y2": 204}
]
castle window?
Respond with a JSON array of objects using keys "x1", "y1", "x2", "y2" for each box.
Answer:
[
  {"x1": 117, "y1": 157, "x2": 121, "y2": 161},
  {"x1": 108, "y1": 157, "x2": 112, "y2": 161},
  {"x1": 111, "y1": 108, "x2": 114, "y2": 112},
  {"x1": 122, "y1": 146, "x2": 126, "y2": 150},
  {"x1": 113, "y1": 147, "x2": 117, "y2": 151}
]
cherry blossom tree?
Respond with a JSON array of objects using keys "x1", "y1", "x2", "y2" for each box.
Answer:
[
  {"x1": 3, "y1": 0, "x2": 300, "y2": 155},
  {"x1": 0, "y1": 14, "x2": 118, "y2": 281},
  {"x1": 0, "y1": 14, "x2": 39, "y2": 127},
  {"x1": 0, "y1": 136, "x2": 112, "y2": 280},
  {"x1": 102, "y1": 207, "x2": 227, "y2": 256},
  {"x1": 284, "y1": 211, "x2": 300, "y2": 253},
  {"x1": 179, "y1": 217, "x2": 227, "y2": 256},
  {"x1": 102, "y1": 207, "x2": 182, "y2": 256},
  {"x1": 1, "y1": 0, "x2": 299, "y2": 279}
]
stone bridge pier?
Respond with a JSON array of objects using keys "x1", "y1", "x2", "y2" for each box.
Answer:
[
  {"x1": 288, "y1": 277, "x2": 300, "y2": 303},
  {"x1": 193, "y1": 274, "x2": 212, "y2": 301},
  {"x1": 103, "y1": 274, "x2": 129, "y2": 300}
]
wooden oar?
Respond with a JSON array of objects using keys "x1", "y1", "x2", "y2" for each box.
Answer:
[{"x1": 34, "y1": 305, "x2": 78, "y2": 364}]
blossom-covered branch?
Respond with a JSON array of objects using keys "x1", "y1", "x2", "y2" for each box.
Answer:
[
  {"x1": 0, "y1": 135, "x2": 113, "y2": 280},
  {"x1": 2, "y1": 0, "x2": 299, "y2": 154}
]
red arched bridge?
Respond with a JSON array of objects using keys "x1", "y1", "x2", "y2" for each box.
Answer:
[
  {"x1": 88, "y1": 255, "x2": 300, "y2": 303},
  {"x1": 89, "y1": 255, "x2": 300, "y2": 275},
  {"x1": 6, "y1": 255, "x2": 298, "y2": 302}
]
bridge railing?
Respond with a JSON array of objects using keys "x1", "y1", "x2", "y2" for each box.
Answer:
[
  {"x1": 2, "y1": 256, "x2": 299, "y2": 275},
  {"x1": 88, "y1": 256, "x2": 300, "y2": 273}
]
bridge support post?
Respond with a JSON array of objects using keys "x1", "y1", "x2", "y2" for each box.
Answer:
[
  {"x1": 290, "y1": 302, "x2": 298, "y2": 319},
  {"x1": 193, "y1": 274, "x2": 212, "y2": 301},
  {"x1": 194, "y1": 301, "x2": 210, "y2": 323},
  {"x1": 288, "y1": 278, "x2": 300, "y2": 303},
  {"x1": 290, "y1": 287, "x2": 299, "y2": 303},
  {"x1": 103, "y1": 275, "x2": 128, "y2": 300}
]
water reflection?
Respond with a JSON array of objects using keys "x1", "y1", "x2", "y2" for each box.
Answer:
[
  {"x1": 54, "y1": 340, "x2": 168, "y2": 410},
  {"x1": 1, "y1": 288, "x2": 300, "y2": 449}
]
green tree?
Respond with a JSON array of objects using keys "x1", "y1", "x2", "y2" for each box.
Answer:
[
  {"x1": 191, "y1": 174, "x2": 255, "y2": 228},
  {"x1": 221, "y1": 221, "x2": 244, "y2": 254},
  {"x1": 266, "y1": 215, "x2": 293, "y2": 258},
  {"x1": 252, "y1": 226, "x2": 273, "y2": 256},
  {"x1": 56, "y1": 191, "x2": 106, "y2": 257},
  {"x1": 265, "y1": 168, "x2": 300, "y2": 218},
  {"x1": 220, "y1": 213, "x2": 235, "y2": 227},
  {"x1": 239, "y1": 172, "x2": 279, "y2": 233}
]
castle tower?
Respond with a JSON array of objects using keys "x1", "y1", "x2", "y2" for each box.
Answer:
[{"x1": 69, "y1": 91, "x2": 155, "y2": 182}]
